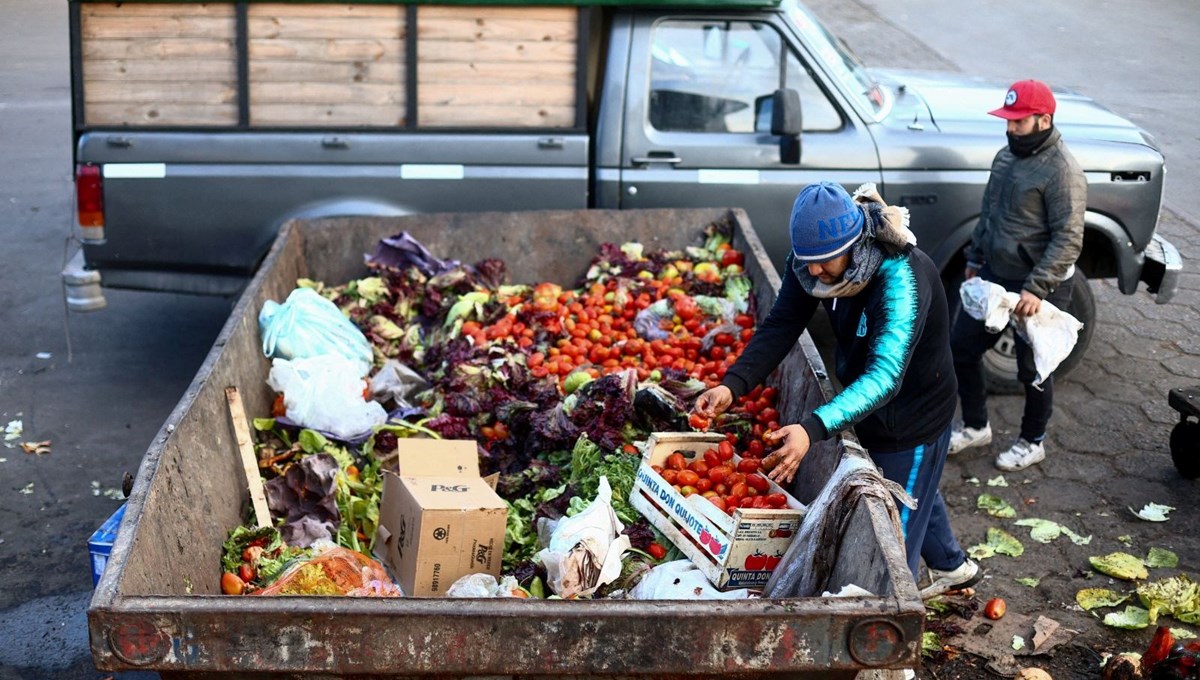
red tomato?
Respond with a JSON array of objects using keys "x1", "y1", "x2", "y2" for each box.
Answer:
[
  {"x1": 758, "y1": 408, "x2": 780, "y2": 425},
  {"x1": 221, "y1": 572, "x2": 245, "y2": 595},
  {"x1": 730, "y1": 482, "x2": 748, "y2": 498},
  {"x1": 688, "y1": 412, "x2": 711, "y2": 431},
  {"x1": 695, "y1": 478, "x2": 713, "y2": 493},
  {"x1": 737, "y1": 458, "x2": 761, "y2": 473},
  {"x1": 765, "y1": 493, "x2": 788, "y2": 508},
  {"x1": 721, "y1": 249, "x2": 745, "y2": 267},
  {"x1": 761, "y1": 386, "x2": 778, "y2": 402},
  {"x1": 239, "y1": 563, "x2": 256, "y2": 583},
  {"x1": 712, "y1": 483, "x2": 728, "y2": 496},
  {"x1": 661, "y1": 469, "x2": 679, "y2": 485},
  {"x1": 707, "y1": 496, "x2": 727, "y2": 513},
  {"x1": 703, "y1": 450, "x2": 720, "y2": 467},
  {"x1": 666, "y1": 452, "x2": 687, "y2": 471},
  {"x1": 647, "y1": 542, "x2": 668, "y2": 560},
  {"x1": 734, "y1": 313, "x2": 755, "y2": 329},
  {"x1": 650, "y1": 464, "x2": 664, "y2": 474},
  {"x1": 688, "y1": 460, "x2": 709, "y2": 477},
  {"x1": 747, "y1": 440, "x2": 765, "y2": 457},
  {"x1": 717, "y1": 441, "x2": 734, "y2": 460},
  {"x1": 677, "y1": 470, "x2": 700, "y2": 487},
  {"x1": 707, "y1": 465, "x2": 731, "y2": 484},
  {"x1": 745, "y1": 473, "x2": 770, "y2": 493}
]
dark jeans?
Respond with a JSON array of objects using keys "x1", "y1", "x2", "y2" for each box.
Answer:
[
  {"x1": 951, "y1": 267, "x2": 1075, "y2": 442},
  {"x1": 871, "y1": 425, "x2": 965, "y2": 577}
]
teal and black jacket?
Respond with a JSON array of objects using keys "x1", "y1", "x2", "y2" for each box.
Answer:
[{"x1": 722, "y1": 248, "x2": 956, "y2": 453}]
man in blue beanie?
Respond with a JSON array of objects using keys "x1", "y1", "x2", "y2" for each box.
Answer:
[{"x1": 693, "y1": 181, "x2": 980, "y2": 598}]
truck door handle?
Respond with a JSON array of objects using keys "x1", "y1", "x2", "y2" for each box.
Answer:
[
  {"x1": 631, "y1": 153, "x2": 682, "y2": 166},
  {"x1": 106, "y1": 136, "x2": 133, "y2": 148},
  {"x1": 321, "y1": 137, "x2": 350, "y2": 149}
]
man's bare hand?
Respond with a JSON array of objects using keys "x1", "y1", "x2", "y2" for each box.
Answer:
[
  {"x1": 1014, "y1": 290, "x2": 1041, "y2": 317},
  {"x1": 692, "y1": 385, "x2": 733, "y2": 419},
  {"x1": 762, "y1": 425, "x2": 810, "y2": 485}
]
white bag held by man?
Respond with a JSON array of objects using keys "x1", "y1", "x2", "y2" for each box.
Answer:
[{"x1": 959, "y1": 278, "x2": 1083, "y2": 387}]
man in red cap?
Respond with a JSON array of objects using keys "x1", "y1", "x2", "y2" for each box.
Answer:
[{"x1": 948, "y1": 79, "x2": 1086, "y2": 471}]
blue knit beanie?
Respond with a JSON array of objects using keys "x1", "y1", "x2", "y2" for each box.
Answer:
[{"x1": 789, "y1": 182, "x2": 864, "y2": 264}]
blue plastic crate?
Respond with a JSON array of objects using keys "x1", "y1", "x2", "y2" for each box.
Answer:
[{"x1": 89, "y1": 503, "x2": 126, "y2": 586}]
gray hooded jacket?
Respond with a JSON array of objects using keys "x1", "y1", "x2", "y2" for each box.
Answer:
[{"x1": 965, "y1": 127, "x2": 1086, "y2": 298}]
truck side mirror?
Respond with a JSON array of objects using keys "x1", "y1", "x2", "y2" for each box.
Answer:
[{"x1": 771, "y1": 88, "x2": 801, "y2": 164}]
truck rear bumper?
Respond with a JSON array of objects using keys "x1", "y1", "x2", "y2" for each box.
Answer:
[
  {"x1": 1141, "y1": 234, "x2": 1182, "y2": 304},
  {"x1": 62, "y1": 249, "x2": 107, "y2": 312}
]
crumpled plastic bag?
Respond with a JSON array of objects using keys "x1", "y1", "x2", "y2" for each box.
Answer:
[
  {"x1": 267, "y1": 355, "x2": 387, "y2": 440},
  {"x1": 763, "y1": 443, "x2": 911, "y2": 599},
  {"x1": 446, "y1": 573, "x2": 524, "y2": 598},
  {"x1": 959, "y1": 278, "x2": 1083, "y2": 387},
  {"x1": 629, "y1": 560, "x2": 755, "y2": 600},
  {"x1": 369, "y1": 359, "x2": 430, "y2": 408},
  {"x1": 535, "y1": 476, "x2": 631, "y2": 598},
  {"x1": 253, "y1": 546, "x2": 401, "y2": 597},
  {"x1": 259, "y1": 287, "x2": 373, "y2": 377}
]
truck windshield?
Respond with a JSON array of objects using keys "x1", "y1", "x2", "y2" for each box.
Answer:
[{"x1": 782, "y1": 0, "x2": 888, "y2": 121}]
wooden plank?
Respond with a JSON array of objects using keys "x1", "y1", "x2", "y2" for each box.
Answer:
[
  {"x1": 418, "y1": 17, "x2": 576, "y2": 43},
  {"x1": 418, "y1": 82, "x2": 574, "y2": 107},
  {"x1": 85, "y1": 80, "x2": 236, "y2": 104},
  {"x1": 248, "y1": 4, "x2": 405, "y2": 19},
  {"x1": 418, "y1": 39, "x2": 575, "y2": 63},
  {"x1": 249, "y1": 37, "x2": 403, "y2": 62},
  {"x1": 84, "y1": 58, "x2": 236, "y2": 81},
  {"x1": 418, "y1": 6, "x2": 576, "y2": 22},
  {"x1": 225, "y1": 387, "x2": 272, "y2": 530},
  {"x1": 82, "y1": 15, "x2": 235, "y2": 40},
  {"x1": 82, "y1": 3, "x2": 235, "y2": 18},
  {"x1": 85, "y1": 102, "x2": 237, "y2": 126},
  {"x1": 252, "y1": 104, "x2": 405, "y2": 127},
  {"x1": 250, "y1": 59, "x2": 404, "y2": 84},
  {"x1": 420, "y1": 60, "x2": 573, "y2": 82},
  {"x1": 83, "y1": 37, "x2": 234, "y2": 60},
  {"x1": 250, "y1": 81, "x2": 403, "y2": 106},
  {"x1": 418, "y1": 104, "x2": 574, "y2": 127},
  {"x1": 248, "y1": 16, "x2": 403, "y2": 40}
]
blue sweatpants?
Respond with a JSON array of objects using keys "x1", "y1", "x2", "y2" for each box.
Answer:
[{"x1": 869, "y1": 424, "x2": 966, "y2": 579}]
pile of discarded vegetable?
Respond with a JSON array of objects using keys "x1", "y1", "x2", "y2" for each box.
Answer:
[{"x1": 220, "y1": 218, "x2": 788, "y2": 598}]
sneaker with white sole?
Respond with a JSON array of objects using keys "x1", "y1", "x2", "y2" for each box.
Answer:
[
  {"x1": 995, "y1": 438, "x2": 1046, "y2": 471},
  {"x1": 920, "y1": 558, "x2": 983, "y2": 599},
  {"x1": 948, "y1": 423, "x2": 992, "y2": 455}
]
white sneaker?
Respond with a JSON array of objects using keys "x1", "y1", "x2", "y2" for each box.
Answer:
[
  {"x1": 920, "y1": 558, "x2": 983, "y2": 599},
  {"x1": 948, "y1": 423, "x2": 992, "y2": 455},
  {"x1": 995, "y1": 438, "x2": 1046, "y2": 471}
]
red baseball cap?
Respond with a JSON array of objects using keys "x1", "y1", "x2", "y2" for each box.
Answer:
[{"x1": 988, "y1": 79, "x2": 1056, "y2": 120}]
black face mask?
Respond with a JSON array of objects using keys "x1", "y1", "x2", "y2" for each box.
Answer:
[{"x1": 1007, "y1": 125, "x2": 1054, "y2": 158}]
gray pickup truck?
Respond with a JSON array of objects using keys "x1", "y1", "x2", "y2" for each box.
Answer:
[{"x1": 65, "y1": 0, "x2": 1179, "y2": 388}]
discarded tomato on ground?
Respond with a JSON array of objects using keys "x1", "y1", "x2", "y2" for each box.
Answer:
[
  {"x1": 647, "y1": 542, "x2": 668, "y2": 560},
  {"x1": 221, "y1": 572, "x2": 245, "y2": 595},
  {"x1": 984, "y1": 597, "x2": 1006, "y2": 620}
]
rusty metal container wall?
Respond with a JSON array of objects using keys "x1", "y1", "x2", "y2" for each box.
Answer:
[{"x1": 89, "y1": 208, "x2": 924, "y2": 677}]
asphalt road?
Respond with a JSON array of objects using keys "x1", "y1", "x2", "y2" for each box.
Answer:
[{"x1": 0, "y1": 0, "x2": 1195, "y2": 678}]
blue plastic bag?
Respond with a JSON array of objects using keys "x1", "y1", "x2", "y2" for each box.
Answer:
[{"x1": 259, "y1": 288, "x2": 373, "y2": 377}]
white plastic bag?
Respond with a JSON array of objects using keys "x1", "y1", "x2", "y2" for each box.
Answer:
[
  {"x1": 369, "y1": 359, "x2": 430, "y2": 408},
  {"x1": 260, "y1": 287, "x2": 373, "y2": 377},
  {"x1": 535, "y1": 477, "x2": 631, "y2": 598},
  {"x1": 959, "y1": 279, "x2": 1083, "y2": 387},
  {"x1": 446, "y1": 573, "x2": 523, "y2": 598},
  {"x1": 267, "y1": 355, "x2": 387, "y2": 440},
  {"x1": 629, "y1": 560, "x2": 755, "y2": 600}
]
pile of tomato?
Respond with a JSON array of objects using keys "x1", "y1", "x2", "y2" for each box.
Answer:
[
  {"x1": 650, "y1": 439, "x2": 790, "y2": 517},
  {"x1": 460, "y1": 249, "x2": 757, "y2": 391}
]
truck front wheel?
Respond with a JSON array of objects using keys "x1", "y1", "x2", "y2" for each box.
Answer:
[{"x1": 981, "y1": 272, "x2": 1096, "y2": 395}]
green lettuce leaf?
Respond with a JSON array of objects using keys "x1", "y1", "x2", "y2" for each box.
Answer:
[
  {"x1": 1076, "y1": 588, "x2": 1129, "y2": 610},
  {"x1": 1103, "y1": 606, "x2": 1151, "y2": 629},
  {"x1": 1090, "y1": 553, "x2": 1148, "y2": 581},
  {"x1": 1145, "y1": 547, "x2": 1179, "y2": 569},
  {"x1": 977, "y1": 494, "x2": 1016, "y2": 518}
]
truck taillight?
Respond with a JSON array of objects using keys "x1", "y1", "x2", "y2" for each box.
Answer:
[{"x1": 76, "y1": 164, "x2": 105, "y2": 237}]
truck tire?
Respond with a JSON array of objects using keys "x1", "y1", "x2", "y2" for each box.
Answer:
[
  {"x1": 982, "y1": 273, "x2": 1096, "y2": 395},
  {"x1": 1170, "y1": 420, "x2": 1200, "y2": 479}
]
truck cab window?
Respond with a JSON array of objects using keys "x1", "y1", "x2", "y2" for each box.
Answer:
[{"x1": 649, "y1": 20, "x2": 840, "y2": 134}]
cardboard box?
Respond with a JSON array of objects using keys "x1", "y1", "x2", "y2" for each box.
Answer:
[
  {"x1": 89, "y1": 502, "x2": 126, "y2": 587},
  {"x1": 630, "y1": 433, "x2": 806, "y2": 590},
  {"x1": 373, "y1": 440, "x2": 507, "y2": 597}
]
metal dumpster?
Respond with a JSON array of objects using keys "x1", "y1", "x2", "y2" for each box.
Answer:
[{"x1": 88, "y1": 208, "x2": 924, "y2": 678}]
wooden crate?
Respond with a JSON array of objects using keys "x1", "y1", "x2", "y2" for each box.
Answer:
[
  {"x1": 80, "y1": 2, "x2": 238, "y2": 126},
  {"x1": 630, "y1": 433, "x2": 806, "y2": 590}
]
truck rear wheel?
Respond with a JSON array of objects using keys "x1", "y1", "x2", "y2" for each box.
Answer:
[{"x1": 982, "y1": 273, "x2": 1096, "y2": 395}]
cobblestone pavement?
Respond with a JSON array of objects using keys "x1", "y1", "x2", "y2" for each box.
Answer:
[{"x1": 812, "y1": 0, "x2": 1200, "y2": 666}]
